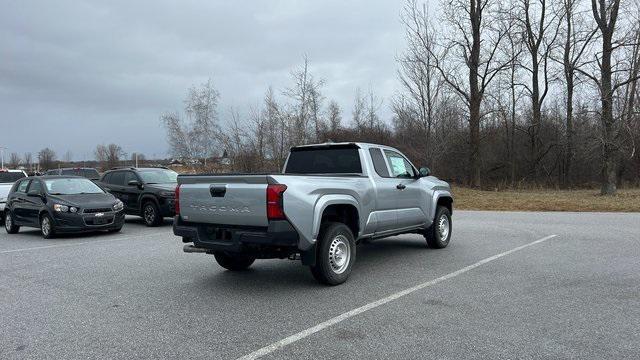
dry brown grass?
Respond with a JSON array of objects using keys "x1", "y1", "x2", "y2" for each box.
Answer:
[{"x1": 453, "y1": 186, "x2": 640, "y2": 212}]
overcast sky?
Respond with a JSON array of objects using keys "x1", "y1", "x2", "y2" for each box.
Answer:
[{"x1": 1, "y1": 0, "x2": 438, "y2": 161}]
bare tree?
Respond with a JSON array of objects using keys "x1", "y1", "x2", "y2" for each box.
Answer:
[
  {"x1": 399, "y1": 0, "x2": 444, "y2": 164},
  {"x1": 519, "y1": 0, "x2": 562, "y2": 181},
  {"x1": 327, "y1": 100, "x2": 342, "y2": 133},
  {"x1": 583, "y1": 0, "x2": 640, "y2": 194},
  {"x1": 38, "y1": 148, "x2": 57, "y2": 170},
  {"x1": 429, "y1": 0, "x2": 512, "y2": 187},
  {"x1": 161, "y1": 79, "x2": 222, "y2": 165},
  {"x1": 95, "y1": 144, "x2": 124, "y2": 170},
  {"x1": 559, "y1": 0, "x2": 597, "y2": 186},
  {"x1": 23, "y1": 152, "x2": 32, "y2": 171},
  {"x1": 283, "y1": 56, "x2": 324, "y2": 145},
  {"x1": 8, "y1": 153, "x2": 21, "y2": 168}
]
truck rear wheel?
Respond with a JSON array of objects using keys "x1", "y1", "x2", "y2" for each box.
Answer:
[
  {"x1": 214, "y1": 253, "x2": 255, "y2": 271},
  {"x1": 310, "y1": 222, "x2": 355, "y2": 285},
  {"x1": 424, "y1": 206, "x2": 452, "y2": 248}
]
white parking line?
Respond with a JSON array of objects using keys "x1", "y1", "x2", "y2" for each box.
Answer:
[
  {"x1": 0, "y1": 231, "x2": 169, "y2": 254},
  {"x1": 236, "y1": 234, "x2": 558, "y2": 360}
]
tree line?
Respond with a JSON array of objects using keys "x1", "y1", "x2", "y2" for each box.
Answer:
[{"x1": 160, "y1": 0, "x2": 640, "y2": 194}]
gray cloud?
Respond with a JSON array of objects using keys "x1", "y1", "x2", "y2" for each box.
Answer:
[{"x1": 0, "y1": 0, "x2": 414, "y2": 160}]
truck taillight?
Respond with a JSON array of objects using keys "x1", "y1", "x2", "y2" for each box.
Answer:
[
  {"x1": 266, "y1": 184, "x2": 287, "y2": 220},
  {"x1": 175, "y1": 184, "x2": 181, "y2": 215}
]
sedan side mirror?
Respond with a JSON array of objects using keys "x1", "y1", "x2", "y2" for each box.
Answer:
[
  {"x1": 27, "y1": 189, "x2": 43, "y2": 197},
  {"x1": 419, "y1": 167, "x2": 431, "y2": 177}
]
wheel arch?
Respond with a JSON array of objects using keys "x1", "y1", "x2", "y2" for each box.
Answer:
[
  {"x1": 312, "y1": 195, "x2": 361, "y2": 242},
  {"x1": 430, "y1": 190, "x2": 453, "y2": 221},
  {"x1": 139, "y1": 194, "x2": 160, "y2": 214}
]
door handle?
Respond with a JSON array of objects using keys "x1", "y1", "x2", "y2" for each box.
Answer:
[{"x1": 396, "y1": 184, "x2": 406, "y2": 190}]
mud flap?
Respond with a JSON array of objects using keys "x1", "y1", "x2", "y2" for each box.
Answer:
[{"x1": 301, "y1": 244, "x2": 316, "y2": 266}]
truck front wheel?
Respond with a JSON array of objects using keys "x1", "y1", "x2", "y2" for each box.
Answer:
[
  {"x1": 214, "y1": 253, "x2": 255, "y2": 271},
  {"x1": 310, "y1": 222, "x2": 356, "y2": 285},
  {"x1": 424, "y1": 206, "x2": 452, "y2": 248}
]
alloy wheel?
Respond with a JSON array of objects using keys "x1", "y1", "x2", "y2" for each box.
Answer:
[
  {"x1": 41, "y1": 217, "x2": 51, "y2": 236},
  {"x1": 144, "y1": 205, "x2": 156, "y2": 225},
  {"x1": 5, "y1": 214, "x2": 12, "y2": 231}
]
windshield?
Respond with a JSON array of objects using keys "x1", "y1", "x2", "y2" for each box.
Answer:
[
  {"x1": 138, "y1": 169, "x2": 178, "y2": 184},
  {"x1": 0, "y1": 172, "x2": 26, "y2": 183},
  {"x1": 44, "y1": 178, "x2": 105, "y2": 195}
]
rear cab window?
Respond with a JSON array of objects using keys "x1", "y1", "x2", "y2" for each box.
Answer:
[{"x1": 285, "y1": 145, "x2": 362, "y2": 174}]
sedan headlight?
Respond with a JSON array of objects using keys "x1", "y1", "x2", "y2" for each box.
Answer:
[
  {"x1": 53, "y1": 204, "x2": 69, "y2": 212},
  {"x1": 113, "y1": 199, "x2": 124, "y2": 211}
]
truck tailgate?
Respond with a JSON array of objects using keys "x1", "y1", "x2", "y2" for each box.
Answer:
[{"x1": 178, "y1": 175, "x2": 270, "y2": 227}]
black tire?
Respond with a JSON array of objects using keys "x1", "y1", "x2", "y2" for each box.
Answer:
[
  {"x1": 40, "y1": 213, "x2": 56, "y2": 239},
  {"x1": 424, "y1": 206, "x2": 452, "y2": 249},
  {"x1": 310, "y1": 222, "x2": 356, "y2": 286},
  {"x1": 214, "y1": 253, "x2": 255, "y2": 271},
  {"x1": 4, "y1": 211, "x2": 20, "y2": 234},
  {"x1": 142, "y1": 201, "x2": 162, "y2": 227}
]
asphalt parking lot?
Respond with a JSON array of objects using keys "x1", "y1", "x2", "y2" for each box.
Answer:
[{"x1": 1, "y1": 211, "x2": 639, "y2": 359}]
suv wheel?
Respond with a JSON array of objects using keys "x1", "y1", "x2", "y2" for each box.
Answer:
[
  {"x1": 310, "y1": 222, "x2": 356, "y2": 285},
  {"x1": 142, "y1": 201, "x2": 162, "y2": 227},
  {"x1": 4, "y1": 211, "x2": 20, "y2": 234},
  {"x1": 214, "y1": 253, "x2": 255, "y2": 271},
  {"x1": 40, "y1": 214, "x2": 56, "y2": 239},
  {"x1": 424, "y1": 206, "x2": 452, "y2": 248}
]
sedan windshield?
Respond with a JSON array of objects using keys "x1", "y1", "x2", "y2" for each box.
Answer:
[
  {"x1": 138, "y1": 169, "x2": 178, "y2": 184},
  {"x1": 44, "y1": 178, "x2": 105, "y2": 195}
]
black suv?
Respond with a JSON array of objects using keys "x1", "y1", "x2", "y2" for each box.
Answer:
[
  {"x1": 98, "y1": 167, "x2": 178, "y2": 226},
  {"x1": 45, "y1": 168, "x2": 101, "y2": 181}
]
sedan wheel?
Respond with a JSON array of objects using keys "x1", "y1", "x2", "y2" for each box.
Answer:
[
  {"x1": 4, "y1": 212, "x2": 20, "y2": 234},
  {"x1": 41, "y1": 215, "x2": 55, "y2": 239}
]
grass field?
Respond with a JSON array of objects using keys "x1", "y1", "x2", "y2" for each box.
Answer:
[{"x1": 453, "y1": 187, "x2": 640, "y2": 212}]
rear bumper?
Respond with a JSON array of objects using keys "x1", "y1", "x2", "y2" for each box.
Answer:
[{"x1": 173, "y1": 216, "x2": 299, "y2": 254}]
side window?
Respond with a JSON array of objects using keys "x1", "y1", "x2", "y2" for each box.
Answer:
[
  {"x1": 102, "y1": 173, "x2": 112, "y2": 183},
  {"x1": 28, "y1": 180, "x2": 43, "y2": 194},
  {"x1": 123, "y1": 171, "x2": 138, "y2": 186},
  {"x1": 16, "y1": 180, "x2": 30, "y2": 193},
  {"x1": 110, "y1": 172, "x2": 125, "y2": 186},
  {"x1": 369, "y1": 148, "x2": 390, "y2": 177},
  {"x1": 384, "y1": 151, "x2": 416, "y2": 178}
]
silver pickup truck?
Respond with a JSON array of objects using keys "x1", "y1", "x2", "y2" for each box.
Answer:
[{"x1": 174, "y1": 142, "x2": 453, "y2": 285}]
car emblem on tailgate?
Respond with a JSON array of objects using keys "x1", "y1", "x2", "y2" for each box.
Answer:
[{"x1": 95, "y1": 213, "x2": 104, "y2": 217}]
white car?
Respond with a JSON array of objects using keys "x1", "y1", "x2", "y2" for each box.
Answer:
[{"x1": 0, "y1": 169, "x2": 28, "y2": 223}]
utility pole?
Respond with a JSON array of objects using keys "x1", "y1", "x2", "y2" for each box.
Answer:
[
  {"x1": 0, "y1": 146, "x2": 6, "y2": 169},
  {"x1": 135, "y1": 153, "x2": 138, "y2": 168}
]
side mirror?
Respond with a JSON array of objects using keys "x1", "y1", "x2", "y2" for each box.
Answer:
[
  {"x1": 128, "y1": 180, "x2": 143, "y2": 189},
  {"x1": 27, "y1": 189, "x2": 42, "y2": 197},
  {"x1": 419, "y1": 167, "x2": 431, "y2": 177}
]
